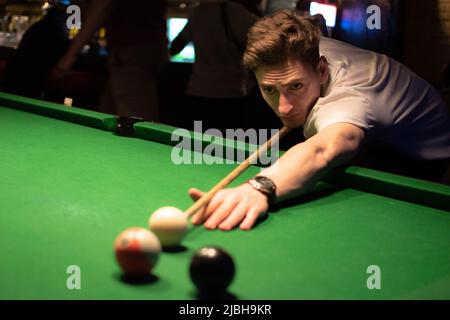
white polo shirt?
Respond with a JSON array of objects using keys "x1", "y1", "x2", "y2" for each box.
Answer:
[{"x1": 303, "y1": 37, "x2": 450, "y2": 160}]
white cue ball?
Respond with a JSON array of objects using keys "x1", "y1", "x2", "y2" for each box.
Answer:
[{"x1": 148, "y1": 206, "x2": 188, "y2": 247}]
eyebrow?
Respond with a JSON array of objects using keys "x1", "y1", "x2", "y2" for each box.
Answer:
[{"x1": 260, "y1": 78, "x2": 305, "y2": 87}]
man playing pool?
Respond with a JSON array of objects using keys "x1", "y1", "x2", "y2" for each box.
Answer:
[{"x1": 188, "y1": 10, "x2": 450, "y2": 231}]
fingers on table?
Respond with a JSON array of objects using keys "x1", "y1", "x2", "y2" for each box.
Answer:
[
  {"x1": 189, "y1": 188, "x2": 268, "y2": 230},
  {"x1": 239, "y1": 206, "x2": 264, "y2": 230},
  {"x1": 191, "y1": 189, "x2": 227, "y2": 225},
  {"x1": 218, "y1": 200, "x2": 251, "y2": 231},
  {"x1": 203, "y1": 196, "x2": 239, "y2": 230}
]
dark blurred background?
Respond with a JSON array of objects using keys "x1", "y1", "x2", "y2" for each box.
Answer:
[{"x1": 0, "y1": 0, "x2": 448, "y2": 137}]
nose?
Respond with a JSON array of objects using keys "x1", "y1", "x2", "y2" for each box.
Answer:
[{"x1": 278, "y1": 93, "x2": 294, "y2": 116}]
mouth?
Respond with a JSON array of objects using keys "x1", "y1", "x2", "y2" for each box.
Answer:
[
  {"x1": 279, "y1": 113, "x2": 299, "y2": 121},
  {"x1": 279, "y1": 113, "x2": 304, "y2": 128}
]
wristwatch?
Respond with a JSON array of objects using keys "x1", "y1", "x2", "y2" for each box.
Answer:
[{"x1": 247, "y1": 176, "x2": 277, "y2": 208}]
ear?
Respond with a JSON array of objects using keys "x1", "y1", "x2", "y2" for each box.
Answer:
[{"x1": 318, "y1": 56, "x2": 329, "y2": 85}]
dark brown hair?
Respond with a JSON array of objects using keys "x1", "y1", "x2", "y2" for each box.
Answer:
[{"x1": 243, "y1": 10, "x2": 321, "y2": 71}]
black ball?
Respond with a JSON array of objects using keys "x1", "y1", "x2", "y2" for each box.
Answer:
[{"x1": 189, "y1": 246, "x2": 235, "y2": 294}]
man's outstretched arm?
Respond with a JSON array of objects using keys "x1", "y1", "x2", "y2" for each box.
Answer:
[{"x1": 189, "y1": 122, "x2": 365, "y2": 230}]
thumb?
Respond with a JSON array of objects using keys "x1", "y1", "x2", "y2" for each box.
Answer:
[
  {"x1": 188, "y1": 188, "x2": 208, "y2": 225},
  {"x1": 188, "y1": 188, "x2": 204, "y2": 201}
]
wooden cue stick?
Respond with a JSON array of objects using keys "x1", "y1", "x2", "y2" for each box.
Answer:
[{"x1": 185, "y1": 126, "x2": 291, "y2": 218}]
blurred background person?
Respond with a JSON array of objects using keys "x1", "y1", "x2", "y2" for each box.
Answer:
[
  {"x1": 263, "y1": 0, "x2": 297, "y2": 15},
  {"x1": 56, "y1": 0, "x2": 168, "y2": 121},
  {"x1": 3, "y1": 1, "x2": 70, "y2": 99},
  {"x1": 169, "y1": 0, "x2": 260, "y2": 133},
  {"x1": 295, "y1": 0, "x2": 329, "y2": 37}
]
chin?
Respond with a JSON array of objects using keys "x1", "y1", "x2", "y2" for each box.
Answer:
[{"x1": 281, "y1": 119, "x2": 302, "y2": 129}]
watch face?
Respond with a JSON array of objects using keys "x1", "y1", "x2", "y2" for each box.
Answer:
[{"x1": 255, "y1": 176, "x2": 276, "y2": 192}]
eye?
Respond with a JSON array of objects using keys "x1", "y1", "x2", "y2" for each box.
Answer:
[
  {"x1": 291, "y1": 83, "x2": 303, "y2": 90},
  {"x1": 262, "y1": 86, "x2": 276, "y2": 95}
]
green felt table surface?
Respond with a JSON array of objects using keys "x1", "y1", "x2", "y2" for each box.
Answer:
[{"x1": 0, "y1": 92, "x2": 449, "y2": 300}]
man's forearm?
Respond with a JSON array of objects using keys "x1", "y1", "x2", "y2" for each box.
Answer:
[
  {"x1": 259, "y1": 141, "x2": 332, "y2": 203},
  {"x1": 259, "y1": 124, "x2": 364, "y2": 204}
]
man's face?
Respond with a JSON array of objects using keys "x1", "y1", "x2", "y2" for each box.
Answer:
[{"x1": 255, "y1": 58, "x2": 329, "y2": 128}]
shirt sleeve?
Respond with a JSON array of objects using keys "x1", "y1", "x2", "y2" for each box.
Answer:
[{"x1": 303, "y1": 87, "x2": 375, "y2": 139}]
